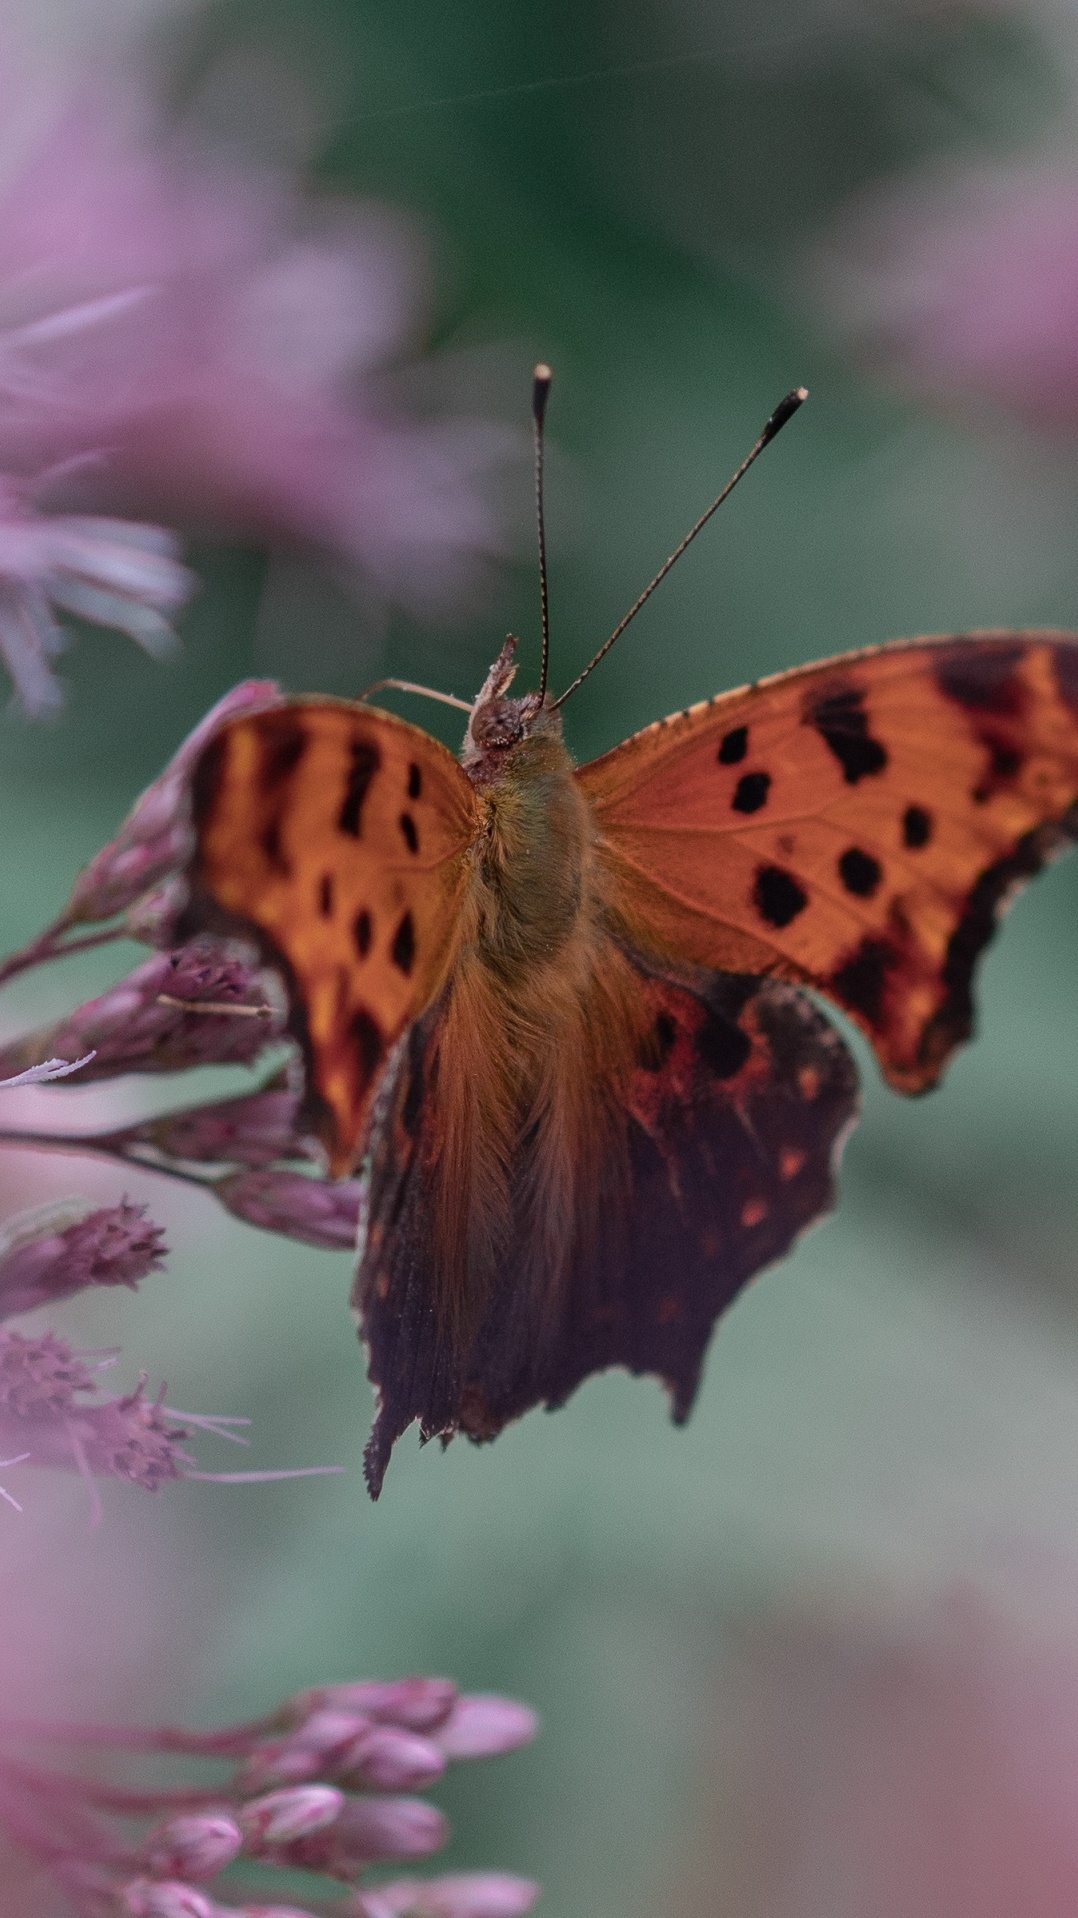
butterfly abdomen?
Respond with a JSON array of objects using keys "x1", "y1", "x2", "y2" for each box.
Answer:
[{"x1": 422, "y1": 720, "x2": 643, "y2": 1345}]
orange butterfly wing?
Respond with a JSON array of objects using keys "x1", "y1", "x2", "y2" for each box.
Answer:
[
  {"x1": 579, "y1": 632, "x2": 1078, "y2": 1092},
  {"x1": 183, "y1": 700, "x2": 481, "y2": 1171}
]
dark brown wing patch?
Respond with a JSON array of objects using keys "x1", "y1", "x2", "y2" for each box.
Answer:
[{"x1": 355, "y1": 951, "x2": 858, "y2": 1497}]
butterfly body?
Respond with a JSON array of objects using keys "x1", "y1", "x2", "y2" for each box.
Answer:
[{"x1": 181, "y1": 629, "x2": 1078, "y2": 1492}]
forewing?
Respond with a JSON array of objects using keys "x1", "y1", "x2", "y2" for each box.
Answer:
[
  {"x1": 356, "y1": 956, "x2": 858, "y2": 1497},
  {"x1": 183, "y1": 701, "x2": 480, "y2": 1172},
  {"x1": 579, "y1": 632, "x2": 1078, "y2": 1091}
]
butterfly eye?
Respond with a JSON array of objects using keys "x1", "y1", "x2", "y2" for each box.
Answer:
[{"x1": 470, "y1": 698, "x2": 529, "y2": 750}]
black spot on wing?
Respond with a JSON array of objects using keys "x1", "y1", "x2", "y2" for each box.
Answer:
[
  {"x1": 971, "y1": 738, "x2": 1025, "y2": 806},
  {"x1": 753, "y1": 865, "x2": 808, "y2": 928},
  {"x1": 696, "y1": 1007, "x2": 752, "y2": 1079},
  {"x1": 838, "y1": 847, "x2": 882, "y2": 898},
  {"x1": 903, "y1": 805, "x2": 932, "y2": 849},
  {"x1": 338, "y1": 739, "x2": 381, "y2": 838},
  {"x1": 318, "y1": 873, "x2": 334, "y2": 918},
  {"x1": 260, "y1": 819, "x2": 290, "y2": 876},
  {"x1": 936, "y1": 641, "x2": 1025, "y2": 715},
  {"x1": 805, "y1": 685, "x2": 888, "y2": 784},
  {"x1": 638, "y1": 1011, "x2": 677, "y2": 1072},
  {"x1": 250, "y1": 716, "x2": 308, "y2": 876},
  {"x1": 717, "y1": 725, "x2": 748, "y2": 764},
  {"x1": 830, "y1": 935, "x2": 897, "y2": 1028},
  {"x1": 351, "y1": 1007, "x2": 385, "y2": 1081},
  {"x1": 407, "y1": 761, "x2": 422, "y2": 800},
  {"x1": 353, "y1": 909, "x2": 372, "y2": 959},
  {"x1": 257, "y1": 715, "x2": 307, "y2": 791},
  {"x1": 391, "y1": 910, "x2": 416, "y2": 977},
  {"x1": 732, "y1": 771, "x2": 771, "y2": 814},
  {"x1": 399, "y1": 812, "x2": 419, "y2": 854}
]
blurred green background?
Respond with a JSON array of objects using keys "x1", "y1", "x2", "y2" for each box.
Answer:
[{"x1": 5, "y1": 2, "x2": 1078, "y2": 1913}]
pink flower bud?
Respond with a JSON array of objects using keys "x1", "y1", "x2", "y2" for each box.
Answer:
[
  {"x1": 433, "y1": 1698, "x2": 539, "y2": 1762},
  {"x1": 231, "y1": 1908, "x2": 320, "y2": 1918},
  {"x1": 0, "y1": 942, "x2": 280, "y2": 1084},
  {"x1": 336, "y1": 1725, "x2": 445, "y2": 1792},
  {"x1": 288, "y1": 1681, "x2": 457, "y2": 1734},
  {"x1": 284, "y1": 1796, "x2": 447, "y2": 1877},
  {"x1": 143, "y1": 1813, "x2": 244, "y2": 1880},
  {"x1": 216, "y1": 1170, "x2": 361, "y2": 1251},
  {"x1": 120, "y1": 1082, "x2": 312, "y2": 1170},
  {"x1": 0, "y1": 1200, "x2": 167, "y2": 1319},
  {"x1": 353, "y1": 1875, "x2": 540, "y2": 1918},
  {"x1": 122, "y1": 1878, "x2": 216, "y2": 1918},
  {"x1": 239, "y1": 1785, "x2": 344, "y2": 1847},
  {"x1": 65, "y1": 682, "x2": 283, "y2": 927},
  {"x1": 239, "y1": 1711, "x2": 371, "y2": 1790}
]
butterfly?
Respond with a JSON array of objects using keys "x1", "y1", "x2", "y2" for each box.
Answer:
[{"x1": 178, "y1": 375, "x2": 1078, "y2": 1495}]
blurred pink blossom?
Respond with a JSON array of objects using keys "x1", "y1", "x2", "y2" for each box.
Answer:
[
  {"x1": 0, "y1": 74, "x2": 510, "y2": 627},
  {"x1": 814, "y1": 161, "x2": 1078, "y2": 428},
  {"x1": 666, "y1": 1581, "x2": 1078, "y2": 1917}
]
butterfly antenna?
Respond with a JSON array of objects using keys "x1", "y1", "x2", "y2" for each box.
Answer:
[
  {"x1": 552, "y1": 385, "x2": 808, "y2": 710},
  {"x1": 533, "y1": 363, "x2": 553, "y2": 703}
]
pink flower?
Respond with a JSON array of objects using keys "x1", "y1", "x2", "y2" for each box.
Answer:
[
  {"x1": 0, "y1": 1198, "x2": 167, "y2": 1317},
  {"x1": 0, "y1": 941, "x2": 281, "y2": 1082},
  {"x1": 813, "y1": 160, "x2": 1078, "y2": 428},
  {"x1": 0, "y1": 1327, "x2": 334, "y2": 1506}
]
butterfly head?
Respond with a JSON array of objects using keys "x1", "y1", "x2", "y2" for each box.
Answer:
[{"x1": 462, "y1": 636, "x2": 560, "y2": 782}]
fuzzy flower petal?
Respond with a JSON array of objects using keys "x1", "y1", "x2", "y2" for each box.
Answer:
[
  {"x1": 0, "y1": 490, "x2": 195, "y2": 712},
  {"x1": 0, "y1": 1052, "x2": 94, "y2": 1085}
]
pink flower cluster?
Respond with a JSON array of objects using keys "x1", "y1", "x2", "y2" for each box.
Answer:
[
  {"x1": 0, "y1": 1677, "x2": 538, "y2": 1918},
  {"x1": 0, "y1": 1189, "x2": 342, "y2": 1504},
  {"x1": 0, "y1": 1198, "x2": 185, "y2": 1505}
]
